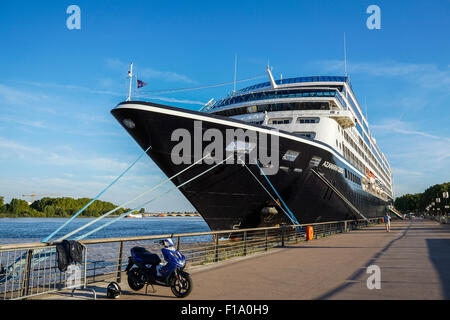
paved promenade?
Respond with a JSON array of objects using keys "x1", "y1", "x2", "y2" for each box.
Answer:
[{"x1": 39, "y1": 219, "x2": 450, "y2": 300}]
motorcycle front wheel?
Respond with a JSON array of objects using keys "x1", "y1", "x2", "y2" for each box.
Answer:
[
  {"x1": 127, "y1": 268, "x2": 146, "y2": 291},
  {"x1": 170, "y1": 273, "x2": 193, "y2": 298}
]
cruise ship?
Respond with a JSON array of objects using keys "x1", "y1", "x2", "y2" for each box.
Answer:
[{"x1": 111, "y1": 67, "x2": 395, "y2": 231}]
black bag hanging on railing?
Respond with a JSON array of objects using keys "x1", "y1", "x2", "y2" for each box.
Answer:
[{"x1": 56, "y1": 240, "x2": 84, "y2": 272}]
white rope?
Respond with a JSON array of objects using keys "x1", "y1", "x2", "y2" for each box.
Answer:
[
  {"x1": 57, "y1": 153, "x2": 212, "y2": 241},
  {"x1": 41, "y1": 146, "x2": 151, "y2": 242},
  {"x1": 75, "y1": 154, "x2": 233, "y2": 240}
]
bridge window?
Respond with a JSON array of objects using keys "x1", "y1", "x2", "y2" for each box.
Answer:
[
  {"x1": 294, "y1": 132, "x2": 316, "y2": 139},
  {"x1": 270, "y1": 118, "x2": 291, "y2": 124},
  {"x1": 212, "y1": 101, "x2": 330, "y2": 117},
  {"x1": 247, "y1": 120, "x2": 264, "y2": 125},
  {"x1": 211, "y1": 89, "x2": 338, "y2": 110},
  {"x1": 309, "y1": 156, "x2": 322, "y2": 167},
  {"x1": 297, "y1": 117, "x2": 320, "y2": 124},
  {"x1": 282, "y1": 150, "x2": 300, "y2": 162}
]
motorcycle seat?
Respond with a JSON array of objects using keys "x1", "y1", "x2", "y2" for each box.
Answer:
[{"x1": 131, "y1": 246, "x2": 161, "y2": 265}]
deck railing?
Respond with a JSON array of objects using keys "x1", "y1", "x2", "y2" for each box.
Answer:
[{"x1": 0, "y1": 217, "x2": 383, "y2": 300}]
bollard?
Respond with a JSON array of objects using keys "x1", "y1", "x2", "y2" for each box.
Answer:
[{"x1": 306, "y1": 226, "x2": 314, "y2": 241}]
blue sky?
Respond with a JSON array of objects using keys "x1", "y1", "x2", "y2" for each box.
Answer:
[{"x1": 0, "y1": 0, "x2": 449, "y2": 211}]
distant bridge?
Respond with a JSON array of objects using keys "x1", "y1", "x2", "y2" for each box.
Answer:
[{"x1": 143, "y1": 213, "x2": 200, "y2": 217}]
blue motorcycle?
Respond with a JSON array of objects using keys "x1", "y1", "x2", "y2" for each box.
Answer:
[{"x1": 125, "y1": 238, "x2": 192, "y2": 298}]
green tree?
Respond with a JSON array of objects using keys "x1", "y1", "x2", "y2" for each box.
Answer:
[
  {"x1": 394, "y1": 182, "x2": 450, "y2": 214},
  {"x1": 0, "y1": 196, "x2": 5, "y2": 213},
  {"x1": 420, "y1": 182, "x2": 450, "y2": 213},
  {"x1": 394, "y1": 193, "x2": 420, "y2": 213},
  {"x1": 8, "y1": 198, "x2": 31, "y2": 216},
  {"x1": 43, "y1": 205, "x2": 55, "y2": 217}
]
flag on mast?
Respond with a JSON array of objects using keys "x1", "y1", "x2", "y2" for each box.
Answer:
[{"x1": 137, "y1": 80, "x2": 147, "y2": 88}]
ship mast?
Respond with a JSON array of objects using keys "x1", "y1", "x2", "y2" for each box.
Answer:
[
  {"x1": 344, "y1": 33, "x2": 348, "y2": 99},
  {"x1": 233, "y1": 54, "x2": 237, "y2": 94},
  {"x1": 127, "y1": 62, "x2": 133, "y2": 101},
  {"x1": 266, "y1": 64, "x2": 278, "y2": 89},
  {"x1": 344, "y1": 33, "x2": 348, "y2": 78}
]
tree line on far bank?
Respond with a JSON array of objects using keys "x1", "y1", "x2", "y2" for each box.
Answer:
[
  {"x1": 394, "y1": 182, "x2": 449, "y2": 214},
  {"x1": 0, "y1": 196, "x2": 140, "y2": 218}
]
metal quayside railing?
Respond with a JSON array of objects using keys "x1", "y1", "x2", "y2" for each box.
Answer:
[{"x1": 0, "y1": 217, "x2": 383, "y2": 300}]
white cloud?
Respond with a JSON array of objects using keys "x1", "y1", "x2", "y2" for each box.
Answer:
[
  {"x1": 0, "y1": 137, "x2": 42, "y2": 157},
  {"x1": 0, "y1": 84, "x2": 42, "y2": 105},
  {"x1": 371, "y1": 118, "x2": 449, "y2": 141},
  {"x1": 139, "y1": 67, "x2": 196, "y2": 84},
  {"x1": 390, "y1": 168, "x2": 423, "y2": 177},
  {"x1": 0, "y1": 136, "x2": 129, "y2": 172},
  {"x1": 314, "y1": 60, "x2": 450, "y2": 90},
  {"x1": 106, "y1": 58, "x2": 196, "y2": 84},
  {"x1": 46, "y1": 152, "x2": 129, "y2": 172},
  {"x1": 0, "y1": 116, "x2": 48, "y2": 129},
  {"x1": 12, "y1": 80, "x2": 123, "y2": 96},
  {"x1": 75, "y1": 113, "x2": 112, "y2": 124},
  {"x1": 370, "y1": 118, "x2": 450, "y2": 197}
]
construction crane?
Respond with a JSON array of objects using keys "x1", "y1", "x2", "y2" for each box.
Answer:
[{"x1": 22, "y1": 193, "x2": 57, "y2": 204}]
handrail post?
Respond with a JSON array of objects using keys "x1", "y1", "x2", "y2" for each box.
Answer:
[
  {"x1": 344, "y1": 221, "x2": 347, "y2": 232},
  {"x1": 83, "y1": 246, "x2": 88, "y2": 288},
  {"x1": 281, "y1": 227, "x2": 285, "y2": 247},
  {"x1": 116, "y1": 241, "x2": 123, "y2": 283},
  {"x1": 214, "y1": 234, "x2": 219, "y2": 262},
  {"x1": 21, "y1": 249, "x2": 33, "y2": 298},
  {"x1": 243, "y1": 232, "x2": 247, "y2": 256},
  {"x1": 265, "y1": 229, "x2": 268, "y2": 251},
  {"x1": 176, "y1": 236, "x2": 181, "y2": 251}
]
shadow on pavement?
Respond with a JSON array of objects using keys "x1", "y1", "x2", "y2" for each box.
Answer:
[
  {"x1": 426, "y1": 239, "x2": 450, "y2": 299},
  {"x1": 314, "y1": 222, "x2": 411, "y2": 299}
]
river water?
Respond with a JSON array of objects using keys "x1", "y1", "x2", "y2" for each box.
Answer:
[{"x1": 0, "y1": 217, "x2": 210, "y2": 245}]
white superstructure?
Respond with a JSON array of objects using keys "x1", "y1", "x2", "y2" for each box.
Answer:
[{"x1": 205, "y1": 69, "x2": 393, "y2": 201}]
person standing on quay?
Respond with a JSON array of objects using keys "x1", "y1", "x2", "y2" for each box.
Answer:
[{"x1": 383, "y1": 212, "x2": 391, "y2": 232}]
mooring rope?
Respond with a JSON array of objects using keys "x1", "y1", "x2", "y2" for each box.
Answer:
[
  {"x1": 56, "y1": 153, "x2": 212, "y2": 241},
  {"x1": 253, "y1": 161, "x2": 300, "y2": 226},
  {"x1": 41, "y1": 146, "x2": 151, "y2": 243},
  {"x1": 75, "y1": 155, "x2": 233, "y2": 240},
  {"x1": 243, "y1": 163, "x2": 299, "y2": 227}
]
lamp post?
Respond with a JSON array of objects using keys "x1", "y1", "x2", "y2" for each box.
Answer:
[
  {"x1": 436, "y1": 198, "x2": 441, "y2": 216},
  {"x1": 443, "y1": 191, "x2": 449, "y2": 216}
]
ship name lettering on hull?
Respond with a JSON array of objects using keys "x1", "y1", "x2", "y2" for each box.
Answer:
[{"x1": 322, "y1": 161, "x2": 344, "y2": 174}]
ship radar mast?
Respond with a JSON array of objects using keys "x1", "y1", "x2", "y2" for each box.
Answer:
[
  {"x1": 266, "y1": 64, "x2": 278, "y2": 89},
  {"x1": 127, "y1": 62, "x2": 133, "y2": 101}
]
